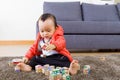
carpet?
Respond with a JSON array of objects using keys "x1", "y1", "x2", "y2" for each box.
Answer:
[{"x1": 0, "y1": 54, "x2": 120, "y2": 80}]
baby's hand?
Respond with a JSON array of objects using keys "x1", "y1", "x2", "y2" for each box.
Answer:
[
  {"x1": 22, "y1": 57, "x2": 29, "y2": 63},
  {"x1": 45, "y1": 44, "x2": 56, "y2": 51}
]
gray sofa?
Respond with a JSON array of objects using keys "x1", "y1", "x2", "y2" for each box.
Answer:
[{"x1": 37, "y1": 2, "x2": 120, "y2": 51}]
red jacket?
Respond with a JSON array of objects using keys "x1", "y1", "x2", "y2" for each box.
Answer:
[{"x1": 25, "y1": 25, "x2": 73, "y2": 62}]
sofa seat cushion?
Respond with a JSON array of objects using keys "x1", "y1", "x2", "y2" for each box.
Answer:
[
  {"x1": 57, "y1": 21, "x2": 120, "y2": 34},
  {"x1": 82, "y1": 3, "x2": 120, "y2": 21},
  {"x1": 65, "y1": 35, "x2": 120, "y2": 50},
  {"x1": 43, "y1": 2, "x2": 82, "y2": 21}
]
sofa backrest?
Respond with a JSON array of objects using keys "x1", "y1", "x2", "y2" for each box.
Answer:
[
  {"x1": 82, "y1": 3, "x2": 120, "y2": 21},
  {"x1": 42, "y1": 2, "x2": 120, "y2": 34},
  {"x1": 43, "y1": 2, "x2": 82, "y2": 21}
]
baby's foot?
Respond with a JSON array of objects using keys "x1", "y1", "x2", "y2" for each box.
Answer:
[
  {"x1": 16, "y1": 63, "x2": 32, "y2": 72},
  {"x1": 69, "y1": 60, "x2": 80, "y2": 75}
]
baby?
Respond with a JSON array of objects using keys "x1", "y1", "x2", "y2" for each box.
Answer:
[{"x1": 15, "y1": 13, "x2": 80, "y2": 75}]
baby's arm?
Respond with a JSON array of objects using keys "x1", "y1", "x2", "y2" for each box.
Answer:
[{"x1": 52, "y1": 36, "x2": 66, "y2": 51}]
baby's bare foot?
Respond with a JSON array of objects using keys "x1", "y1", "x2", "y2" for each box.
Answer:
[
  {"x1": 16, "y1": 63, "x2": 32, "y2": 72},
  {"x1": 69, "y1": 60, "x2": 80, "y2": 75}
]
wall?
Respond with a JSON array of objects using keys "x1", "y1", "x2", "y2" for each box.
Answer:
[
  {"x1": 0, "y1": 0, "x2": 114, "y2": 40},
  {"x1": 0, "y1": 0, "x2": 43, "y2": 40},
  {"x1": 91, "y1": 0, "x2": 114, "y2": 4},
  {"x1": 115, "y1": 0, "x2": 120, "y2": 3}
]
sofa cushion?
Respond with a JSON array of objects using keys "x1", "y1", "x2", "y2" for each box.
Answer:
[
  {"x1": 57, "y1": 21, "x2": 120, "y2": 34},
  {"x1": 117, "y1": 3, "x2": 120, "y2": 18},
  {"x1": 82, "y1": 3, "x2": 120, "y2": 21},
  {"x1": 43, "y1": 2, "x2": 82, "y2": 21},
  {"x1": 65, "y1": 35, "x2": 120, "y2": 50}
]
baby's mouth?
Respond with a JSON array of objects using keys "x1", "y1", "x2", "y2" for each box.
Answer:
[{"x1": 44, "y1": 36, "x2": 49, "y2": 38}]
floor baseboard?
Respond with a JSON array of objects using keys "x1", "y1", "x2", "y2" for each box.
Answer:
[{"x1": 0, "y1": 40, "x2": 34, "y2": 45}]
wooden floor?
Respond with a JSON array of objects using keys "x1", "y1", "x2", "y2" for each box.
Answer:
[{"x1": 0, "y1": 45, "x2": 119, "y2": 57}]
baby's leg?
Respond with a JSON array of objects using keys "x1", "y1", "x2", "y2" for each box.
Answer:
[
  {"x1": 69, "y1": 60, "x2": 80, "y2": 75},
  {"x1": 16, "y1": 63, "x2": 32, "y2": 72}
]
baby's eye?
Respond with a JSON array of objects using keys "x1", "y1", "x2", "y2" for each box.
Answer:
[
  {"x1": 47, "y1": 30, "x2": 51, "y2": 32},
  {"x1": 41, "y1": 30, "x2": 44, "y2": 32}
]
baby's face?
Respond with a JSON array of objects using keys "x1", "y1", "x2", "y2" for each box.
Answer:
[{"x1": 38, "y1": 19, "x2": 56, "y2": 39}]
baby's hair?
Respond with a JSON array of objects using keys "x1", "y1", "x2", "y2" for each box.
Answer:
[{"x1": 38, "y1": 13, "x2": 58, "y2": 28}]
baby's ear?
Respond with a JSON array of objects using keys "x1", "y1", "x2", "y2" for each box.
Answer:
[{"x1": 55, "y1": 26, "x2": 57, "y2": 29}]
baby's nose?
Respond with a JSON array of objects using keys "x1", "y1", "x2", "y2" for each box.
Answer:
[{"x1": 44, "y1": 32, "x2": 48, "y2": 35}]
